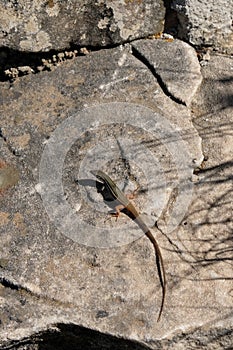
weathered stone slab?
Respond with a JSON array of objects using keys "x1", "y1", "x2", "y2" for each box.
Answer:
[
  {"x1": 191, "y1": 54, "x2": 233, "y2": 117},
  {"x1": 1, "y1": 43, "x2": 231, "y2": 349},
  {"x1": 172, "y1": 0, "x2": 233, "y2": 54},
  {"x1": 132, "y1": 39, "x2": 202, "y2": 106},
  {"x1": 0, "y1": 0, "x2": 165, "y2": 52}
]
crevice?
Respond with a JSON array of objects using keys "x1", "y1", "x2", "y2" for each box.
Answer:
[
  {"x1": 0, "y1": 276, "x2": 78, "y2": 309},
  {"x1": 0, "y1": 42, "x2": 120, "y2": 83},
  {"x1": 0, "y1": 35, "x2": 200, "y2": 86},
  {"x1": 0, "y1": 46, "x2": 83, "y2": 82},
  {"x1": 162, "y1": 0, "x2": 179, "y2": 37},
  {"x1": 131, "y1": 45, "x2": 185, "y2": 106},
  {"x1": 0, "y1": 277, "x2": 20, "y2": 291},
  {"x1": 0, "y1": 36, "x2": 197, "y2": 84}
]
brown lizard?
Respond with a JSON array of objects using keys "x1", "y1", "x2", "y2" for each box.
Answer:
[{"x1": 91, "y1": 170, "x2": 166, "y2": 321}]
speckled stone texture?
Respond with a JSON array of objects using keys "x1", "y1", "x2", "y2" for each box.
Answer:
[
  {"x1": 0, "y1": 40, "x2": 232, "y2": 349},
  {"x1": 172, "y1": 0, "x2": 233, "y2": 53},
  {"x1": 0, "y1": 0, "x2": 165, "y2": 51}
]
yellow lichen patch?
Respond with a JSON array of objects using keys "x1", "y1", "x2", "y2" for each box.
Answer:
[
  {"x1": 0, "y1": 212, "x2": 10, "y2": 226},
  {"x1": 148, "y1": 32, "x2": 163, "y2": 39},
  {"x1": 10, "y1": 133, "x2": 31, "y2": 149},
  {"x1": 0, "y1": 161, "x2": 19, "y2": 192},
  {"x1": 165, "y1": 38, "x2": 174, "y2": 42},
  {"x1": 13, "y1": 213, "x2": 27, "y2": 236}
]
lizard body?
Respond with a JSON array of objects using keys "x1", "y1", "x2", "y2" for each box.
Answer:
[{"x1": 91, "y1": 170, "x2": 166, "y2": 321}]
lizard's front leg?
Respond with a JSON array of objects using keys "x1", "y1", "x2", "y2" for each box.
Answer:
[{"x1": 110, "y1": 204, "x2": 125, "y2": 221}]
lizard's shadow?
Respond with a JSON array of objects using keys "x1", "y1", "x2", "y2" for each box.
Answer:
[{"x1": 75, "y1": 177, "x2": 125, "y2": 215}]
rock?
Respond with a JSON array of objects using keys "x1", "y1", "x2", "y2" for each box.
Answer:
[
  {"x1": 191, "y1": 54, "x2": 233, "y2": 117},
  {"x1": 172, "y1": 0, "x2": 233, "y2": 54},
  {"x1": 0, "y1": 162, "x2": 19, "y2": 192},
  {"x1": 132, "y1": 38, "x2": 202, "y2": 106},
  {"x1": 0, "y1": 0, "x2": 165, "y2": 52},
  {"x1": 0, "y1": 41, "x2": 232, "y2": 349}
]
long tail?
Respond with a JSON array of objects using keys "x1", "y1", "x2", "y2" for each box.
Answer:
[
  {"x1": 125, "y1": 205, "x2": 166, "y2": 322},
  {"x1": 145, "y1": 230, "x2": 166, "y2": 322}
]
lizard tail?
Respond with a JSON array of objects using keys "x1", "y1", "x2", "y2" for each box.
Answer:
[{"x1": 145, "y1": 230, "x2": 166, "y2": 322}]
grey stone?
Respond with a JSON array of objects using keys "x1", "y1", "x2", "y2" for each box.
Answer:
[
  {"x1": 172, "y1": 0, "x2": 233, "y2": 54},
  {"x1": 132, "y1": 38, "x2": 203, "y2": 106},
  {"x1": 0, "y1": 42, "x2": 232, "y2": 349},
  {"x1": 191, "y1": 54, "x2": 233, "y2": 117},
  {"x1": 0, "y1": 0, "x2": 165, "y2": 52}
]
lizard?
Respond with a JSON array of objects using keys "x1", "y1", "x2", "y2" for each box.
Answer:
[{"x1": 91, "y1": 170, "x2": 166, "y2": 322}]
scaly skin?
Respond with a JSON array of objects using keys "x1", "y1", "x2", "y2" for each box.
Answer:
[{"x1": 91, "y1": 170, "x2": 166, "y2": 322}]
